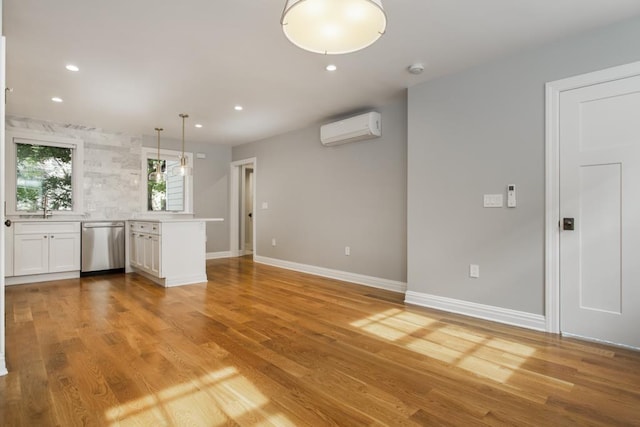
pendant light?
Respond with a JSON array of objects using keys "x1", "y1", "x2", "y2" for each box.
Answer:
[
  {"x1": 172, "y1": 113, "x2": 192, "y2": 176},
  {"x1": 280, "y1": 0, "x2": 387, "y2": 55},
  {"x1": 148, "y1": 127, "x2": 165, "y2": 183}
]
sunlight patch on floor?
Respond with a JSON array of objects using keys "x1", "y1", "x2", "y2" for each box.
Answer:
[
  {"x1": 105, "y1": 366, "x2": 295, "y2": 426},
  {"x1": 350, "y1": 308, "x2": 435, "y2": 341},
  {"x1": 351, "y1": 309, "x2": 538, "y2": 385}
]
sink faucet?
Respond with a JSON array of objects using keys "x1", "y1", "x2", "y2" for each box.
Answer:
[{"x1": 42, "y1": 194, "x2": 52, "y2": 219}]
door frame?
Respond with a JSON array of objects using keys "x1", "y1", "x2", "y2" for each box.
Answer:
[
  {"x1": 229, "y1": 157, "x2": 257, "y2": 258},
  {"x1": 545, "y1": 61, "x2": 640, "y2": 333}
]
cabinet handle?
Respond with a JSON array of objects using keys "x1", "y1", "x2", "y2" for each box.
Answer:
[
  {"x1": 44, "y1": 235, "x2": 48, "y2": 238},
  {"x1": 148, "y1": 236, "x2": 152, "y2": 239},
  {"x1": 51, "y1": 235, "x2": 55, "y2": 238}
]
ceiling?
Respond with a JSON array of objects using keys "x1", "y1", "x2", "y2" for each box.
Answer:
[{"x1": 5, "y1": 1, "x2": 640, "y2": 145}]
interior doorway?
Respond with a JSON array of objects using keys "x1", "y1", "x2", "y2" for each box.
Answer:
[
  {"x1": 230, "y1": 158, "x2": 257, "y2": 258},
  {"x1": 241, "y1": 166, "x2": 254, "y2": 255},
  {"x1": 546, "y1": 61, "x2": 640, "y2": 349}
]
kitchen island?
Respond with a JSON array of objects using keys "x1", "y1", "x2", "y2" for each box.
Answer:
[{"x1": 126, "y1": 218, "x2": 224, "y2": 287}]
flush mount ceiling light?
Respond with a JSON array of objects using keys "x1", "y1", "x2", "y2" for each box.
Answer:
[
  {"x1": 281, "y1": 0, "x2": 387, "y2": 55},
  {"x1": 51, "y1": 97, "x2": 63, "y2": 103},
  {"x1": 234, "y1": 105, "x2": 243, "y2": 111},
  {"x1": 148, "y1": 127, "x2": 166, "y2": 183},
  {"x1": 65, "y1": 64, "x2": 79, "y2": 72},
  {"x1": 172, "y1": 113, "x2": 192, "y2": 177},
  {"x1": 326, "y1": 64, "x2": 337, "y2": 71}
]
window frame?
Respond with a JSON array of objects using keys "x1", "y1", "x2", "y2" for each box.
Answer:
[
  {"x1": 141, "y1": 147, "x2": 193, "y2": 214},
  {"x1": 5, "y1": 131, "x2": 84, "y2": 216}
]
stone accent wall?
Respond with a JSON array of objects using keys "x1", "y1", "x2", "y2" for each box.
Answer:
[{"x1": 6, "y1": 116, "x2": 143, "y2": 220}]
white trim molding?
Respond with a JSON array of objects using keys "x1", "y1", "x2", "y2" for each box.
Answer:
[
  {"x1": 206, "y1": 251, "x2": 232, "y2": 260},
  {"x1": 254, "y1": 255, "x2": 407, "y2": 293},
  {"x1": 545, "y1": 61, "x2": 640, "y2": 334},
  {"x1": 405, "y1": 291, "x2": 546, "y2": 331},
  {"x1": 5, "y1": 271, "x2": 79, "y2": 286}
]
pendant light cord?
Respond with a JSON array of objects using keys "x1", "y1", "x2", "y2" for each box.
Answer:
[{"x1": 179, "y1": 113, "x2": 189, "y2": 163}]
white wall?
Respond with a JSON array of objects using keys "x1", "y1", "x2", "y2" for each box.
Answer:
[{"x1": 407, "y1": 16, "x2": 640, "y2": 315}]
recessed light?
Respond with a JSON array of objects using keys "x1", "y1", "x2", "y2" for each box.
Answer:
[
  {"x1": 65, "y1": 64, "x2": 79, "y2": 72},
  {"x1": 194, "y1": 124, "x2": 203, "y2": 128},
  {"x1": 326, "y1": 64, "x2": 337, "y2": 71},
  {"x1": 51, "y1": 97, "x2": 63, "y2": 103},
  {"x1": 234, "y1": 105, "x2": 243, "y2": 111}
]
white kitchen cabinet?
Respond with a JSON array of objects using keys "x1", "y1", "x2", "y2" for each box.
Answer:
[
  {"x1": 14, "y1": 234, "x2": 49, "y2": 276},
  {"x1": 128, "y1": 220, "x2": 209, "y2": 287},
  {"x1": 129, "y1": 224, "x2": 161, "y2": 277},
  {"x1": 11, "y1": 222, "x2": 81, "y2": 278},
  {"x1": 49, "y1": 233, "x2": 81, "y2": 273}
]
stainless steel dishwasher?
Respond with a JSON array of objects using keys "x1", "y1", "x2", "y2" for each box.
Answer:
[{"x1": 81, "y1": 221, "x2": 125, "y2": 275}]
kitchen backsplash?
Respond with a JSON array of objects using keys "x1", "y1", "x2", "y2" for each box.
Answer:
[{"x1": 6, "y1": 116, "x2": 144, "y2": 220}]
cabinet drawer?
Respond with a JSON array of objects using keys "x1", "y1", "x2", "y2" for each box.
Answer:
[
  {"x1": 131, "y1": 221, "x2": 161, "y2": 235},
  {"x1": 15, "y1": 221, "x2": 80, "y2": 235}
]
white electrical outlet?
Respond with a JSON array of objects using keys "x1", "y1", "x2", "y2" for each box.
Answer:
[
  {"x1": 345, "y1": 246, "x2": 350, "y2": 256},
  {"x1": 271, "y1": 238, "x2": 276, "y2": 247},
  {"x1": 469, "y1": 264, "x2": 480, "y2": 278}
]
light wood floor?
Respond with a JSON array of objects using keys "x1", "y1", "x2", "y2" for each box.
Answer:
[{"x1": 1, "y1": 256, "x2": 639, "y2": 426}]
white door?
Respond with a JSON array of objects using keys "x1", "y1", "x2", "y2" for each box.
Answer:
[{"x1": 560, "y1": 74, "x2": 640, "y2": 348}]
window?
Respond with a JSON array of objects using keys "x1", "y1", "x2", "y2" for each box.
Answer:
[
  {"x1": 6, "y1": 132, "x2": 84, "y2": 215},
  {"x1": 142, "y1": 148, "x2": 193, "y2": 213}
]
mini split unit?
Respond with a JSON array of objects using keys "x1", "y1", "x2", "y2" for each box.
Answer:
[{"x1": 320, "y1": 112, "x2": 381, "y2": 146}]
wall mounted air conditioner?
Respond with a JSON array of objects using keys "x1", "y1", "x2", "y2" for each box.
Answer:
[{"x1": 320, "y1": 112, "x2": 381, "y2": 146}]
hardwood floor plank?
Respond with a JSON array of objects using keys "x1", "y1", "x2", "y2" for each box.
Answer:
[{"x1": 2, "y1": 256, "x2": 640, "y2": 426}]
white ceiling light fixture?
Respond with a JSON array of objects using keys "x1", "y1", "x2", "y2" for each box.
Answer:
[
  {"x1": 148, "y1": 127, "x2": 166, "y2": 183},
  {"x1": 281, "y1": 0, "x2": 387, "y2": 55},
  {"x1": 172, "y1": 113, "x2": 192, "y2": 177},
  {"x1": 194, "y1": 123, "x2": 203, "y2": 128},
  {"x1": 51, "y1": 96, "x2": 63, "y2": 103},
  {"x1": 65, "y1": 64, "x2": 79, "y2": 72},
  {"x1": 326, "y1": 64, "x2": 337, "y2": 71},
  {"x1": 234, "y1": 105, "x2": 243, "y2": 111}
]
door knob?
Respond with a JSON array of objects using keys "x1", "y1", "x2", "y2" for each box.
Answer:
[
  {"x1": 563, "y1": 218, "x2": 575, "y2": 230},
  {"x1": 248, "y1": 212, "x2": 253, "y2": 218},
  {"x1": 4, "y1": 219, "x2": 10, "y2": 227}
]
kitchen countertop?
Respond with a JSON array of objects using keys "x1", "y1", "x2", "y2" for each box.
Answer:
[
  {"x1": 8, "y1": 217, "x2": 224, "y2": 223},
  {"x1": 129, "y1": 218, "x2": 224, "y2": 223}
]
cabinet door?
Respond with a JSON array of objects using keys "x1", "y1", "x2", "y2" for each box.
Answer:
[
  {"x1": 142, "y1": 234, "x2": 153, "y2": 272},
  {"x1": 135, "y1": 233, "x2": 145, "y2": 269},
  {"x1": 150, "y1": 235, "x2": 161, "y2": 277},
  {"x1": 130, "y1": 232, "x2": 139, "y2": 267},
  {"x1": 49, "y1": 233, "x2": 81, "y2": 273},
  {"x1": 14, "y1": 234, "x2": 49, "y2": 276},
  {"x1": 5, "y1": 223, "x2": 14, "y2": 277}
]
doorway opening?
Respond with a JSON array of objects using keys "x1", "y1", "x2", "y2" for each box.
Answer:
[{"x1": 230, "y1": 158, "x2": 256, "y2": 258}]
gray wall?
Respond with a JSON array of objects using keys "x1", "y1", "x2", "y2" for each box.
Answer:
[
  {"x1": 142, "y1": 135, "x2": 231, "y2": 253},
  {"x1": 233, "y1": 95, "x2": 407, "y2": 282},
  {"x1": 408, "y1": 16, "x2": 640, "y2": 314}
]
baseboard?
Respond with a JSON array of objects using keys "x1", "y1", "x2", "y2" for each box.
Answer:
[
  {"x1": 404, "y1": 290, "x2": 546, "y2": 331},
  {"x1": 206, "y1": 251, "x2": 232, "y2": 260},
  {"x1": 6, "y1": 271, "x2": 80, "y2": 286},
  {"x1": 254, "y1": 255, "x2": 407, "y2": 293},
  {"x1": 0, "y1": 357, "x2": 7, "y2": 376}
]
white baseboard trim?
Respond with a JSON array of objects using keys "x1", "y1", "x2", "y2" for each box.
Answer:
[
  {"x1": 206, "y1": 251, "x2": 232, "y2": 260},
  {"x1": 0, "y1": 357, "x2": 7, "y2": 376},
  {"x1": 6, "y1": 271, "x2": 80, "y2": 286},
  {"x1": 254, "y1": 255, "x2": 407, "y2": 293},
  {"x1": 404, "y1": 290, "x2": 546, "y2": 331}
]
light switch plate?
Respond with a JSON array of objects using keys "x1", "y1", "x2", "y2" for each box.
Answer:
[{"x1": 483, "y1": 194, "x2": 503, "y2": 208}]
